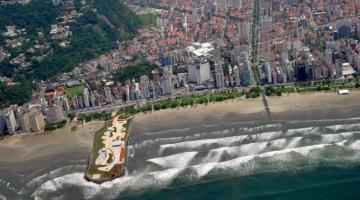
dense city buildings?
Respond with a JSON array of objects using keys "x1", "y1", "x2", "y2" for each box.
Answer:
[{"x1": 1, "y1": 0, "x2": 360, "y2": 136}]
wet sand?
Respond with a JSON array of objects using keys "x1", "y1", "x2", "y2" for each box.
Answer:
[
  {"x1": 0, "y1": 121, "x2": 105, "y2": 172},
  {"x1": 132, "y1": 91, "x2": 360, "y2": 134}
]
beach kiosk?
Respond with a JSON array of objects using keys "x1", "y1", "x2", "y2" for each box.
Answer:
[{"x1": 338, "y1": 89, "x2": 349, "y2": 95}]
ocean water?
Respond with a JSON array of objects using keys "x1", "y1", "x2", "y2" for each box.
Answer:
[{"x1": 2, "y1": 118, "x2": 360, "y2": 199}]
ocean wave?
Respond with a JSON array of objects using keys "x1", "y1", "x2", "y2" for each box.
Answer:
[
  {"x1": 0, "y1": 194, "x2": 7, "y2": 200},
  {"x1": 159, "y1": 130, "x2": 360, "y2": 155},
  {"x1": 18, "y1": 165, "x2": 87, "y2": 197},
  {"x1": 132, "y1": 122, "x2": 360, "y2": 151},
  {"x1": 32, "y1": 140, "x2": 360, "y2": 200},
  {"x1": 141, "y1": 121, "x2": 282, "y2": 136},
  {"x1": 134, "y1": 122, "x2": 360, "y2": 152},
  {"x1": 148, "y1": 152, "x2": 198, "y2": 169},
  {"x1": 0, "y1": 178, "x2": 18, "y2": 193},
  {"x1": 326, "y1": 123, "x2": 360, "y2": 132},
  {"x1": 27, "y1": 119, "x2": 360, "y2": 199},
  {"x1": 25, "y1": 165, "x2": 87, "y2": 189}
]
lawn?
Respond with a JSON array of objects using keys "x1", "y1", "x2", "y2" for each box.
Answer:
[
  {"x1": 279, "y1": 87, "x2": 296, "y2": 93},
  {"x1": 66, "y1": 85, "x2": 85, "y2": 98},
  {"x1": 296, "y1": 87, "x2": 318, "y2": 93}
]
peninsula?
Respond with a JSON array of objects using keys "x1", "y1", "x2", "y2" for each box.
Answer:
[{"x1": 85, "y1": 116, "x2": 131, "y2": 183}]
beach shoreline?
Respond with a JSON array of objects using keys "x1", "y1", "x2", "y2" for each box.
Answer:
[
  {"x1": 0, "y1": 91, "x2": 359, "y2": 168},
  {"x1": 0, "y1": 91, "x2": 359, "y2": 200},
  {"x1": 131, "y1": 90, "x2": 360, "y2": 134},
  {"x1": 0, "y1": 121, "x2": 105, "y2": 171}
]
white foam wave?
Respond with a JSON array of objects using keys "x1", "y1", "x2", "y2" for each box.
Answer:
[
  {"x1": 158, "y1": 129, "x2": 360, "y2": 155},
  {"x1": 349, "y1": 140, "x2": 360, "y2": 150},
  {"x1": 0, "y1": 179, "x2": 17, "y2": 193},
  {"x1": 25, "y1": 165, "x2": 87, "y2": 189},
  {"x1": 159, "y1": 135, "x2": 247, "y2": 153},
  {"x1": 159, "y1": 132, "x2": 284, "y2": 153},
  {"x1": 148, "y1": 152, "x2": 198, "y2": 168},
  {"x1": 190, "y1": 141, "x2": 351, "y2": 178},
  {"x1": 144, "y1": 127, "x2": 192, "y2": 135},
  {"x1": 134, "y1": 123, "x2": 284, "y2": 150},
  {"x1": 285, "y1": 127, "x2": 320, "y2": 137},
  {"x1": 327, "y1": 123, "x2": 360, "y2": 131},
  {"x1": 32, "y1": 140, "x2": 360, "y2": 200}
]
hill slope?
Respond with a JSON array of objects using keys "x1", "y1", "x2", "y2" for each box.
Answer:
[
  {"x1": 0, "y1": 0, "x2": 145, "y2": 108},
  {"x1": 0, "y1": 0, "x2": 143, "y2": 80}
]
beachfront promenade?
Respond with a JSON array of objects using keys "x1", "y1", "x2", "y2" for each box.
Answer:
[{"x1": 77, "y1": 88, "x2": 240, "y2": 114}]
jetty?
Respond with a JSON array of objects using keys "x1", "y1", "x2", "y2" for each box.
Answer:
[{"x1": 85, "y1": 116, "x2": 131, "y2": 183}]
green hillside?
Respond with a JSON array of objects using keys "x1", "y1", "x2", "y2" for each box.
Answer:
[
  {"x1": 0, "y1": 0, "x2": 143, "y2": 80},
  {"x1": 0, "y1": 0, "x2": 147, "y2": 108}
]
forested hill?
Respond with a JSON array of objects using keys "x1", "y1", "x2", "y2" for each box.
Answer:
[
  {"x1": 0, "y1": 0, "x2": 146, "y2": 109},
  {"x1": 0, "y1": 0, "x2": 144, "y2": 81}
]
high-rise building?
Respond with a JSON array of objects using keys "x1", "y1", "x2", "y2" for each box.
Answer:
[
  {"x1": 104, "y1": 86, "x2": 114, "y2": 104},
  {"x1": 238, "y1": 20, "x2": 251, "y2": 42},
  {"x1": 228, "y1": 65, "x2": 234, "y2": 87},
  {"x1": 83, "y1": 88, "x2": 90, "y2": 108},
  {"x1": 188, "y1": 61, "x2": 211, "y2": 85},
  {"x1": 0, "y1": 114, "x2": 6, "y2": 135},
  {"x1": 16, "y1": 108, "x2": 31, "y2": 133},
  {"x1": 152, "y1": 69, "x2": 162, "y2": 97},
  {"x1": 45, "y1": 106, "x2": 65, "y2": 124},
  {"x1": 161, "y1": 65, "x2": 173, "y2": 95},
  {"x1": 240, "y1": 63, "x2": 252, "y2": 86},
  {"x1": 130, "y1": 79, "x2": 137, "y2": 100},
  {"x1": 124, "y1": 83, "x2": 130, "y2": 102},
  {"x1": 140, "y1": 75, "x2": 150, "y2": 99},
  {"x1": 71, "y1": 96, "x2": 79, "y2": 110},
  {"x1": 3, "y1": 107, "x2": 18, "y2": 134},
  {"x1": 30, "y1": 110, "x2": 45, "y2": 132},
  {"x1": 233, "y1": 65, "x2": 241, "y2": 86},
  {"x1": 215, "y1": 62, "x2": 225, "y2": 88},
  {"x1": 177, "y1": 73, "x2": 188, "y2": 87},
  {"x1": 90, "y1": 92, "x2": 96, "y2": 107}
]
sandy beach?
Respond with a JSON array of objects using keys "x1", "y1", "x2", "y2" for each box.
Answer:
[
  {"x1": 0, "y1": 91, "x2": 359, "y2": 200},
  {"x1": 132, "y1": 91, "x2": 360, "y2": 134},
  {"x1": 1, "y1": 91, "x2": 359, "y2": 168},
  {"x1": 0, "y1": 121, "x2": 105, "y2": 171}
]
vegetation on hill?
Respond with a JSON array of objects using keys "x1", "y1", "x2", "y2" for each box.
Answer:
[
  {"x1": 0, "y1": 0, "x2": 60, "y2": 34},
  {"x1": 0, "y1": 81, "x2": 33, "y2": 109},
  {"x1": 0, "y1": 0, "x2": 144, "y2": 78},
  {"x1": 112, "y1": 63, "x2": 162, "y2": 82},
  {"x1": 93, "y1": 0, "x2": 143, "y2": 35},
  {"x1": 138, "y1": 13, "x2": 159, "y2": 29},
  {"x1": 0, "y1": 0, "x2": 149, "y2": 107}
]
